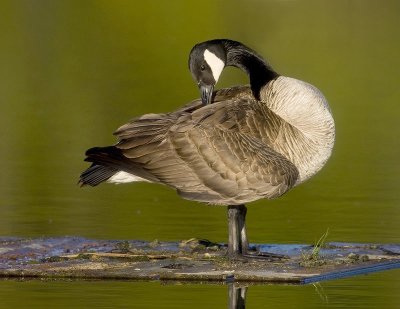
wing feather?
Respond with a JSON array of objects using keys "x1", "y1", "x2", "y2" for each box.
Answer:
[{"x1": 83, "y1": 86, "x2": 299, "y2": 205}]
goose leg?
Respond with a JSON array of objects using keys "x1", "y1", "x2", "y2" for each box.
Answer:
[
  {"x1": 228, "y1": 205, "x2": 246, "y2": 258},
  {"x1": 227, "y1": 204, "x2": 288, "y2": 260}
]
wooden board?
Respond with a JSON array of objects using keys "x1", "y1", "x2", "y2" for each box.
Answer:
[{"x1": 0, "y1": 237, "x2": 399, "y2": 283}]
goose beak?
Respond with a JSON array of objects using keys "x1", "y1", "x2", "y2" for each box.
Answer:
[{"x1": 200, "y1": 84, "x2": 214, "y2": 105}]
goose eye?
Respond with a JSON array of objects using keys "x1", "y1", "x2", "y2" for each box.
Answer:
[{"x1": 200, "y1": 64, "x2": 206, "y2": 71}]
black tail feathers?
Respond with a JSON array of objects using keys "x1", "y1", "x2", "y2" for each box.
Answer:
[
  {"x1": 79, "y1": 146, "x2": 123, "y2": 186},
  {"x1": 79, "y1": 164, "x2": 118, "y2": 187}
]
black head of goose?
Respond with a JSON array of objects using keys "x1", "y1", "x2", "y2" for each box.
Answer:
[
  {"x1": 79, "y1": 39, "x2": 335, "y2": 259},
  {"x1": 189, "y1": 39, "x2": 278, "y2": 104}
]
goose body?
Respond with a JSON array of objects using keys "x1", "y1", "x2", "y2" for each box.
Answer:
[{"x1": 80, "y1": 39, "x2": 335, "y2": 258}]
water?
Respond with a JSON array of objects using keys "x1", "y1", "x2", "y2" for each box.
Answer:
[
  {"x1": 1, "y1": 0, "x2": 399, "y2": 307},
  {"x1": 1, "y1": 270, "x2": 400, "y2": 308}
]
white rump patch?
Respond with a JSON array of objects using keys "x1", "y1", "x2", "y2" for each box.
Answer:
[
  {"x1": 107, "y1": 171, "x2": 150, "y2": 184},
  {"x1": 204, "y1": 49, "x2": 224, "y2": 82}
]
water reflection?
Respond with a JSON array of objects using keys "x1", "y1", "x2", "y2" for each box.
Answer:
[
  {"x1": 228, "y1": 284, "x2": 247, "y2": 309},
  {"x1": 2, "y1": 274, "x2": 399, "y2": 308}
]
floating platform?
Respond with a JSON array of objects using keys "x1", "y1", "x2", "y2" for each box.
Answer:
[{"x1": 0, "y1": 237, "x2": 399, "y2": 284}]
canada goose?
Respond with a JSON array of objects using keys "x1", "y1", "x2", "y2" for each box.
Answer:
[{"x1": 79, "y1": 39, "x2": 335, "y2": 259}]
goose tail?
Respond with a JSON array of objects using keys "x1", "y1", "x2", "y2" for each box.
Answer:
[
  {"x1": 78, "y1": 146, "x2": 123, "y2": 187},
  {"x1": 79, "y1": 163, "x2": 118, "y2": 187}
]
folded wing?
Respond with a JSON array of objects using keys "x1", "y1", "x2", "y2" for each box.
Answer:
[{"x1": 81, "y1": 86, "x2": 299, "y2": 205}]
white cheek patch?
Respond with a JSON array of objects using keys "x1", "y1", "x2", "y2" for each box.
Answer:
[{"x1": 204, "y1": 49, "x2": 224, "y2": 82}]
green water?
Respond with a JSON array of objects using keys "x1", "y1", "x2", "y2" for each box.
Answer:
[
  {"x1": 0, "y1": 0, "x2": 399, "y2": 307},
  {"x1": 1, "y1": 270, "x2": 400, "y2": 308}
]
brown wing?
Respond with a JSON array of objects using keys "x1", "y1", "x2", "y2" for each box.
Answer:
[{"x1": 113, "y1": 87, "x2": 299, "y2": 205}]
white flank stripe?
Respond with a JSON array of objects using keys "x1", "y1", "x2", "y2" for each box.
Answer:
[
  {"x1": 204, "y1": 49, "x2": 224, "y2": 82},
  {"x1": 107, "y1": 171, "x2": 151, "y2": 184}
]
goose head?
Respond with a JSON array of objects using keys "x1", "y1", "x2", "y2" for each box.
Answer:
[
  {"x1": 189, "y1": 41, "x2": 227, "y2": 105},
  {"x1": 189, "y1": 39, "x2": 278, "y2": 104}
]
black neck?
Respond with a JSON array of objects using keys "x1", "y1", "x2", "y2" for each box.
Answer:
[{"x1": 222, "y1": 40, "x2": 278, "y2": 100}]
